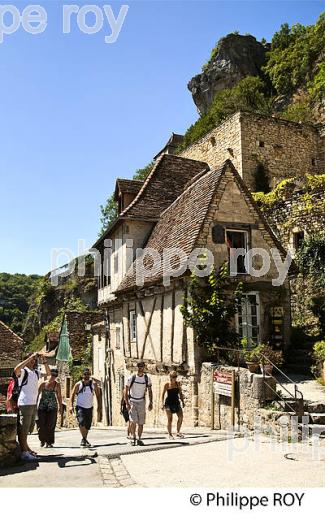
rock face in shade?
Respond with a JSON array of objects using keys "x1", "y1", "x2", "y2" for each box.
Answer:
[{"x1": 188, "y1": 33, "x2": 269, "y2": 115}]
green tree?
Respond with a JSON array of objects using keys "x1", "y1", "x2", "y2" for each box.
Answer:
[
  {"x1": 99, "y1": 195, "x2": 117, "y2": 236},
  {"x1": 180, "y1": 263, "x2": 242, "y2": 354}
]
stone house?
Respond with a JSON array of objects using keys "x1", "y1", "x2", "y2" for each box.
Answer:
[
  {"x1": 0, "y1": 321, "x2": 23, "y2": 410},
  {"x1": 179, "y1": 111, "x2": 324, "y2": 191},
  {"x1": 92, "y1": 155, "x2": 292, "y2": 428}
]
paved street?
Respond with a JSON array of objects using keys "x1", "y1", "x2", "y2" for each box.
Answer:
[
  {"x1": 1, "y1": 426, "x2": 325, "y2": 487},
  {"x1": 0, "y1": 427, "x2": 233, "y2": 487}
]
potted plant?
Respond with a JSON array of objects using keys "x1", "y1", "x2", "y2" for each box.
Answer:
[
  {"x1": 241, "y1": 338, "x2": 260, "y2": 373},
  {"x1": 257, "y1": 343, "x2": 284, "y2": 375}
]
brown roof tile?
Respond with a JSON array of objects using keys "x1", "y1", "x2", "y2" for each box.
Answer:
[
  {"x1": 119, "y1": 154, "x2": 208, "y2": 221},
  {"x1": 116, "y1": 160, "x2": 291, "y2": 293},
  {"x1": 114, "y1": 179, "x2": 144, "y2": 200},
  {"x1": 0, "y1": 320, "x2": 23, "y2": 367}
]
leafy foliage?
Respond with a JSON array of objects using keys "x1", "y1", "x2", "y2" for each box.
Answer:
[
  {"x1": 263, "y1": 14, "x2": 325, "y2": 96},
  {"x1": 252, "y1": 174, "x2": 325, "y2": 209},
  {"x1": 133, "y1": 161, "x2": 154, "y2": 181},
  {"x1": 99, "y1": 195, "x2": 118, "y2": 237},
  {"x1": 180, "y1": 263, "x2": 242, "y2": 354},
  {"x1": 27, "y1": 296, "x2": 88, "y2": 353},
  {"x1": 295, "y1": 233, "x2": 325, "y2": 288},
  {"x1": 0, "y1": 273, "x2": 41, "y2": 334},
  {"x1": 181, "y1": 76, "x2": 272, "y2": 149},
  {"x1": 281, "y1": 98, "x2": 314, "y2": 123}
]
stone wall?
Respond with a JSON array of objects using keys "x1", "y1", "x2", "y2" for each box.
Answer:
[
  {"x1": 0, "y1": 414, "x2": 20, "y2": 467},
  {"x1": 241, "y1": 113, "x2": 322, "y2": 189},
  {"x1": 198, "y1": 363, "x2": 282, "y2": 431},
  {"x1": 180, "y1": 111, "x2": 323, "y2": 191},
  {"x1": 180, "y1": 112, "x2": 243, "y2": 174}
]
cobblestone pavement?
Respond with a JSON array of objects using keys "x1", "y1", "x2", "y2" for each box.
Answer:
[{"x1": 98, "y1": 456, "x2": 138, "y2": 487}]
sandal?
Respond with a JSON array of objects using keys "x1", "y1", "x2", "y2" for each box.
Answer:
[
  {"x1": 168, "y1": 434, "x2": 174, "y2": 439},
  {"x1": 176, "y1": 433, "x2": 184, "y2": 438}
]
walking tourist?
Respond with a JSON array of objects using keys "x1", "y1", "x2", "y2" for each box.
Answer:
[
  {"x1": 69, "y1": 368, "x2": 102, "y2": 447},
  {"x1": 125, "y1": 361, "x2": 153, "y2": 446},
  {"x1": 161, "y1": 371, "x2": 185, "y2": 439},
  {"x1": 37, "y1": 368, "x2": 62, "y2": 448},
  {"x1": 14, "y1": 352, "x2": 49, "y2": 462}
]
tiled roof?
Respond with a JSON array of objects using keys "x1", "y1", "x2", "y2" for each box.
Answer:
[
  {"x1": 119, "y1": 154, "x2": 209, "y2": 221},
  {"x1": 93, "y1": 154, "x2": 208, "y2": 250},
  {"x1": 116, "y1": 160, "x2": 291, "y2": 293},
  {"x1": 0, "y1": 320, "x2": 23, "y2": 367},
  {"x1": 153, "y1": 133, "x2": 184, "y2": 160},
  {"x1": 114, "y1": 179, "x2": 144, "y2": 200},
  {"x1": 116, "y1": 164, "x2": 225, "y2": 292}
]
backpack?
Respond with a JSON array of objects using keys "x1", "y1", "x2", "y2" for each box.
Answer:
[
  {"x1": 77, "y1": 380, "x2": 94, "y2": 394},
  {"x1": 128, "y1": 373, "x2": 149, "y2": 399},
  {"x1": 6, "y1": 368, "x2": 39, "y2": 413}
]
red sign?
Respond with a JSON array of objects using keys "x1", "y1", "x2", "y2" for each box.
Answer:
[
  {"x1": 213, "y1": 369, "x2": 233, "y2": 385},
  {"x1": 213, "y1": 369, "x2": 233, "y2": 397}
]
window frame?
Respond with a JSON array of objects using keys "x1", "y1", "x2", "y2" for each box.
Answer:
[
  {"x1": 226, "y1": 228, "x2": 249, "y2": 276},
  {"x1": 236, "y1": 292, "x2": 260, "y2": 348},
  {"x1": 129, "y1": 310, "x2": 137, "y2": 343}
]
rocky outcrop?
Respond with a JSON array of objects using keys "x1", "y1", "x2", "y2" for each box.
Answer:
[{"x1": 188, "y1": 33, "x2": 269, "y2": 115}]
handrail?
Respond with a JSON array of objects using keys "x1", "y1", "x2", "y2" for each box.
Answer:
[{"x1": 212, "y1": 345, "x2": 305, "y2": 411}]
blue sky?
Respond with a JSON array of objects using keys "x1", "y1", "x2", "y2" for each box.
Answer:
[{"x1": 0, "y1": 0, "x2": 323, "y2": 275}]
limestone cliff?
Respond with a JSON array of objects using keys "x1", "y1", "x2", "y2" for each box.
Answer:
[{"x1": 188, "y1": 33, "x2": 269, "y2": 115}]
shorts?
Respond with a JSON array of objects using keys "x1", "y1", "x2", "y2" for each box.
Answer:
[
  {"x1": 164, "y1": 400, "x2": 182, "y2": 414},
  {"x1": 129, "y1": 400, "x2": 146, "y2": 425},
  {"x1": 18, "y1": 405, "x2": 37, "y2": 436},
  {"x1": 76, "y1": 406, "x2": 93, "y2": 430}
]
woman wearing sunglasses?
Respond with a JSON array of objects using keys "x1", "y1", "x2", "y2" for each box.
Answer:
[{"x1": 161, "y1": 371, "x2": 185, "y2": 439}]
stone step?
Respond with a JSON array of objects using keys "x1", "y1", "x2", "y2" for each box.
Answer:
[
  {"x1": 309, "y1": 413, "x2": 325, "y2": 425},
  {"x1": 298, "y1": 423, "x2": 325, "y2": 437},
  {"x1": 307, "y1": 402, "x2": 325, "y2": 414}
]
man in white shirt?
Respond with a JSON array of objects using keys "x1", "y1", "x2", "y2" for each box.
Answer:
[
  {"x1": 125, "y1": 361, "x2": 153, "y2": 446},
  {"x1": 14, "y1": 352, "x2": 49, "y2": 462}
]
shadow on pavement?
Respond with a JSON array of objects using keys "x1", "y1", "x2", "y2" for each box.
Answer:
[
  {"x1": 0, "y1": 460, "x2": 39, "y2": 476},
  {"x1": 38, "y1": 454, "x2": 97, "y2": 469}
]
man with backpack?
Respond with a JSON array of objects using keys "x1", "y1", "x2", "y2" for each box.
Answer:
[
  {"x1": 125, "y1": 361, "x2": 153, "y2": 446},
  {"x1": 69, "y1": 368, "x2": 102, "y2": 447},
  {"x1": 13, "y1": 352, "x2": 48, "y2": 462}
]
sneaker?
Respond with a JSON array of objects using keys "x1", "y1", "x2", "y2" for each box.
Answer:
[
  {"x1": 130, "y1": 438, "x2": 136, "y2": 446},
  {"x1": 80, "y1": 439, "x2": 87, "y2": 447},
  {"x1": 137, "y1": 439, "x2": 144, "y2": 446},
  {"x1": 85, "y1": 440, "x2": 92, "y2": 448},
  {"x1": 40, "y1": 441, "x2": 45, "y2": 447},
  {"x1": 46, "y1": 443, "x2": 54, "y2": 448},
  {"x1": 21, "y1": 451, "x2": 37, "y2": 462}
]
